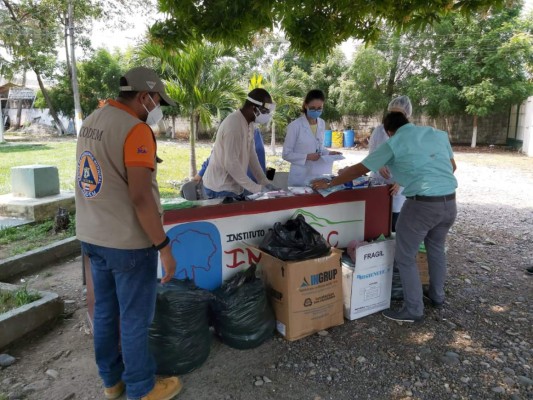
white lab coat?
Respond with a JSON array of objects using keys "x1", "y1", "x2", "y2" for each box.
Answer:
[
  {"x1": 368, "y1": 124, "x2": 406, "y2": 213},
  {"x1": 282, "y1": 115, "x2": 333, "y2": 186}
]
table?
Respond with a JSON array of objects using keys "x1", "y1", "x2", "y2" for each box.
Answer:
[{"x1": 84, "y1": 186, "x2": 392, "y2": 321}]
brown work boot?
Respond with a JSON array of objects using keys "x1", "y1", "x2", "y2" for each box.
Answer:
[
  {"x1": 104, "y1": 381, "x2": 125, "y2": 399},
  {"x1": 141, "y1": 377, "x2": 182, "y2": 400}
]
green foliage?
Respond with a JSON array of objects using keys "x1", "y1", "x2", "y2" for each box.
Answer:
[
  {"x1": 308, "y1": 49, "x2": 348, "y2": 122},
  {"x1": 335, "y1": 47, "x2": 390, "y2": 117},
  {"x1": 150, "y1": 0, "x2": 506, "y2": 56},
  {"x1": 139, "y1": 41, "x2": 245, "y2": 176},
  {"x1": 422, "y1": 5, "x2": 533, "y2": 118},
  {"x1": 261, "y1": 60, "x2": 303, "y2": 134},
  {"x1": 0, "y1": 214, "x2": 75, "y2": 257},
  {"x1": 34, "y1": 49, "x2": 123, "y2": 118},
  {"x1": 0, "y1": 286, "x2": 41, "y2": 313},
  {"x1": 0, "y1": 0, "x2": 60, "y2": 77}
]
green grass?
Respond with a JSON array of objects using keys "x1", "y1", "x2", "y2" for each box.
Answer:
[
  {"x1": 0, "y1": 140, "x2": 212, "y2": 198},
  {"x1": 0, "y1": 215, "x2": 76, "y2": 257},
  {"x1": 0, "y1": 286, "x2": 41, "y2": 314},
  {"x1": 0, "y1": 142, "x2": 77, "y2": 194}
]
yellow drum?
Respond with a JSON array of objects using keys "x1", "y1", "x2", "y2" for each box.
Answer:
[{"x1": 332, "y1": 131, "x2": 344, "y2": 148}]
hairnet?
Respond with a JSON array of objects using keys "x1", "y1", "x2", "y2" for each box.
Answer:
[{"x1": 388, "y1": 96, "x2": 412, "y2": 118}]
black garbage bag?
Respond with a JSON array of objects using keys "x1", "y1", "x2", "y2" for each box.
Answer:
[
  {"x1": 259, "y1": 214, "x2": 331, "y2": 261},
  {"x1": 391, "y1": 267, "x2": 403, "y2": 300},
  {"x1": 149, "y1": 279, "x2": 214, "y2": 375},
  {"x1": 211, "y1": 265, "x2": 275, "y2": 350}
]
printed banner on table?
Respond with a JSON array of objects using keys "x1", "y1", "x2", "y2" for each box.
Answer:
[{"x1": 161, "y1": 201, "x2": 365, "y2": 290}]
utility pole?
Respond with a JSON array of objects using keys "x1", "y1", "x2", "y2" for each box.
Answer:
[{"x1": 68, "y1": 0, "x2": 82, "y2": 135}]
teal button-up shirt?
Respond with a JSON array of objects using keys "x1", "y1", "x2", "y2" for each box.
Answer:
[{"x1": 362, "y1": 123, "x2": 457, "y2": 197}]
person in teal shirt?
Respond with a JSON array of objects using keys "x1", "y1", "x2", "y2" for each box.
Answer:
[{"x1": 312, "y1": 111, "x2": 457, "y2": 323}]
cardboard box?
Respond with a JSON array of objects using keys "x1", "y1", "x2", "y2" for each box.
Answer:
[
  {"x1": 342, "y1": 240, "x2": 394, "y2": 320},
  {"x1": 258, "y1": 248, "x2": 344, "y2": 341}
]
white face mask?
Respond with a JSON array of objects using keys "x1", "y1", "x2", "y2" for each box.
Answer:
[
  {"x1": 255, "y1": 108, "x2": 272, "y2": 125},
  {"x1": 143, "y1": 95, "x2": 164, "y2": 126}
]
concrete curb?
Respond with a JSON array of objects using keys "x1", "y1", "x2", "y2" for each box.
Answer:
[
  {"x1": 0, "y1": 236, "x2": 80, "y2": 282},
  {"x1": 0, "y1": 282, "x2": 64, "y2": 350}
]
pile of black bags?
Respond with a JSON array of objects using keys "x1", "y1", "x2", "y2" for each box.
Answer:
[
  {"x1": 149, "y1": 279, "x2": 213, "y2": 375},
  {"x1": 259, "y1": 214, "x2": 330, "y2": 261},
  {"x1": 211, "y1": 264, "x2": 275, "y2": 349},
  {"x1": 149, "y1": 265, "x2": 276, "y2": 374}
]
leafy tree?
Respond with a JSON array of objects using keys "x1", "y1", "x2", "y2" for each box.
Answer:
[
  {"x1": 420, "y1": 6, "x2": 533, "y2": 147},
  {"x1": 78, "y1": 49, "x2": 122, "y2": 112},
  {"x1": 150, "y1": 0, "x2": 506, "y2": 56},
  {"x1": 0, "y1": 0, "x2": 66, "y2": 133},
  {"x1": 334, "y1": 47, "x2": 390, "y2": 118},
  {"x1": 139, "y1": 41, "x2": 245, "y2": 176},
  {"x1": 34, "y1": 49, "x2": 122, "y2": 118},
  {"x1": 308, "y1": 49, "x2": 347, "y2": 123},
  {"x1": 260, "y1": 60, "x2": 303, "y2": 155}
]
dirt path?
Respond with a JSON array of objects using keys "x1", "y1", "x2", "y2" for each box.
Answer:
[{"x1": 1, "y1": 150, "x2": 532, "y2": 400}]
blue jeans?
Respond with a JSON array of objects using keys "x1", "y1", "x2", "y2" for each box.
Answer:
[{"x1": 82, "y1": 242, "x2": 157, "y2": 400}]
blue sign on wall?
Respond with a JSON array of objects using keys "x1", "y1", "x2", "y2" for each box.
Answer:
[{"x1": 166, "y1": 221, "x2": 222, "y2": 290}]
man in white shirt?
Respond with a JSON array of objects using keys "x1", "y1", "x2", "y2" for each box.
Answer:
[{"x1": 203, "y1": 88, "x2": 275, "y2": 199}]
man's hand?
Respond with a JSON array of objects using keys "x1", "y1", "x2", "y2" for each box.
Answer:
[
  {"x1": 379, "y1": 166, "x2": 391, "y2": 180},
  {"x1": 159, "y1": 246, "x2": 176, "y2": 284},
  {"x1": 261, "y1": 183, "x2": 281, "y2": 192},
  {"x1": 311, "y1": 179, "x2": 330, "y2": 190},
  {"x1": 389, "y1": 183, "x2": 400, "y2": 196},
  {"x1": 307, "y1": 153, "x2": 320, "y2": 161}
]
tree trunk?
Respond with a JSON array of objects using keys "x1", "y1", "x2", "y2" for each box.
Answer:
[
  {"x1": 0, "y1": 103, "x2": 5, "y2": 143},
  {"x1": 68, "y1": 0, "x2": 82, "y2": 135},
  {"x1": 445, "y1": 117, "x2": 452, "y2": 141},
  {"x1": 383, "y1": 35, "x2": 401, "y2": 117},
  {"x1": 14, "y1": 69, "x2": 26, "y2": 129},
  {"x1": 189, "y1": 111, "x2": 197, "y2": 177},
  {"x1": 471, "y1": 115, "x2": 478, "y2": 148},
  {"x1": 171, "y1": 116, "x2": 176, "y2": 138},
  {"x1": 35, "y1": 70, "x2": 66, "y2": 135},
  {"x1": 270, "y1": 121, "x2": 276, "y2": 155},
  {"x1": 64, "y1": 13, "x2": 71, "y2": 80}
]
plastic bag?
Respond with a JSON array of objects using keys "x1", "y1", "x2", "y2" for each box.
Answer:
[
  {"x1": 259, "y1": 214, "x2": 331, "y2": 261},
  {"x1": 211, "y1": 265, "x2": 275, "y2": 350},
  {"x1": 149, "y1": 279, "x2": 214, "y2": 375}
]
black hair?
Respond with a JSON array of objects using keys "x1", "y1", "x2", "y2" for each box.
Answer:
[
  {"x1": 245, "y1": 88, "x2": 272, "y2": 107},
  {"x1": 383, "y1": 112, "x2": 409, "y2": 134},
  {"x1": 302, "y1": 89, "x2": 325, "y2": 113}
]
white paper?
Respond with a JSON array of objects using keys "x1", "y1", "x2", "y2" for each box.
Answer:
[{"x1": 319, "y1": 154, "x2": 345, "y2": 163}]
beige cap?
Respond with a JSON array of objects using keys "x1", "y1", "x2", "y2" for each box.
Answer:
[{"x1": 119, "y1": 67, "x2": 176, "y2": 106}]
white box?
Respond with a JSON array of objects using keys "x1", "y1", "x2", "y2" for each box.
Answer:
[{"x1": 342, "y1": 240, "x2": 395, "y2": 320}]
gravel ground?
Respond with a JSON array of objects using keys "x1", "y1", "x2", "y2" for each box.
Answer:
[{"x1": 0, "y1": 148, "x2": 532, "y2": 400}]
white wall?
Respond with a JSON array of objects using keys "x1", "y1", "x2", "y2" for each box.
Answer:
[
  {"x1": 520, "y1": 96, "x2": 533, "y2": 157},
  {"x1": 5, "y1": 108, "x2": 71, "y2": 133}
]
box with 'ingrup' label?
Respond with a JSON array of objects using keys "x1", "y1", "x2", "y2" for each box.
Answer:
[
  {"x1": 258, "y1": 248, "x2": 344, "y2": 341},
  {"x1": 342, "y1": 240, "x2": 394, "y2": 320}
]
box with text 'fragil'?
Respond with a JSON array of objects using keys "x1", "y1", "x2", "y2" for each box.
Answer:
[
  {"x1": 342, "y1": 240, "x2": 394, "y2": 320},
  {"x1": 258, "y1": 248, "x2": 344, "y2": 341}
]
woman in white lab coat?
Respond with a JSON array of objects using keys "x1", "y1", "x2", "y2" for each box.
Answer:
[{"x1": 282, "y1": 89, "x2": 341, "y2": 186}]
